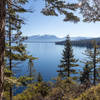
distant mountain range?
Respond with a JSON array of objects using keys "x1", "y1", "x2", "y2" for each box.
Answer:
[
  {"x1": 25, "y1": 35, "x2": 64, "y2": 43},
  {"x1": 25, "y1": 35, "x2": 90, "y2": 43}
]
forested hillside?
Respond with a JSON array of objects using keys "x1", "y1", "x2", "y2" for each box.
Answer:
[{"x1": 56, "y1": 38, "x2": 100, "y2": 48}]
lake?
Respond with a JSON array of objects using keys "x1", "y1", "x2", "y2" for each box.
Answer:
[{"x1": 14, "y1": 43, "x2": 87, "y2": 81}]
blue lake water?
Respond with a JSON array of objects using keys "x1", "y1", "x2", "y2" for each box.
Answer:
[{"x1": 14, "y1": 43, "x2": 87, "y2": 81}]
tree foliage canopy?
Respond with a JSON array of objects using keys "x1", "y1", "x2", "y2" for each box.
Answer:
[{"x1": 42, "y1": 0, "x2": 80, "y2": 23}]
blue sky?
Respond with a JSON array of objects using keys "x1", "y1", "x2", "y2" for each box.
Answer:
[{"x1": 21, "y1": 0, "x2": 100, "y2": 38}]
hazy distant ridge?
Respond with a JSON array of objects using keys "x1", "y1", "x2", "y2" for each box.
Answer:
[
  {"x1": 25, "y1": 35, "x2": 63, "y2": 42},
  {"x1": 25, "y1": 35, "x2": 89, "y2": 43}
]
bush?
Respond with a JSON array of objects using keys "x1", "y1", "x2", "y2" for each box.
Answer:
[{"x1": 76, "y1": 84, "x2": 100, "y2": 100}]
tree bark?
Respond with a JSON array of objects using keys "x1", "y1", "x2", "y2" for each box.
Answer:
[
  {"x1": 8, "y1": 0, "x2": 13, "y2": 99},
  {"x1": 0, "y1": 0, "x2": 6, "y2": 100},
  {"x1": 8, "y1": 15, "x2": 13, "y2": 100},
  {"x1": 93, "y1": 44, "x2": 96, "y2": 85},
  {"x1": 8, "y1": 16, "x2": 13, "y2": 100}
]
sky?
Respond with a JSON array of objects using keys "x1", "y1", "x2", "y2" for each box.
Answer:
[{"x1": 21, "y1": 0, "x2": 100, "y2": 38}]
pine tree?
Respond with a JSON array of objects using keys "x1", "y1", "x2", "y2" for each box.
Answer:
[
  {"x1": 37, "y1": 72, "x2": 43, "y2": 82},
  {"x1": 0, "y1": 0, "x2": 27, "y2": 99},
  {"x1": 84, "y1": 41, "x2": 100, "y2": 85},
  {"x1": 80, "y1": 62, "x2": 92, "y2": 87},
  {"x1": 28, "y1": 58, "x2": 34, "y2": 78},
  {"x1": 5, "y1": 19, "x2": 36, "y2": 100},
  {"x1": 5, "y1": 20, "x2": 26, "y2": 100},
  {"x1": 4, "y1": 1, "x2": 35, "y2": 100},
  {"x1": 28, "y1": 58, "x2": 36, "y2": 83},
  {"x1": 57, "y1": 35, "x2": 78, "y2": 79}
]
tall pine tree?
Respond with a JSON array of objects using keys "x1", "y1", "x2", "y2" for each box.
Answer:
[
  {"x1": 57, "y1": 35, "x2": 78, "y2": 79},
  {"x1": 4, "y1": 1, "x2": 36, "y2": 100},
  {"x1": 84, "y1": 41, "x2": 100, "y2": 85}
]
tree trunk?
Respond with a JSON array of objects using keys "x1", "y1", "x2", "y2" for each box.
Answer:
[
  {"x1": 0, "y1": 0, "x2": 6, "y2": 100},
  {"x1": 7, "y1": 0, "x2": 13, "y2": 99},
  {"x1": 67, "y1": 50, "x2": 70, "y2": 77},
  {"x1": 93, "y1": 44, "x2": 96, "y2": 85},
  {"x1": 9, "y1": 16, "x2": 13, "y2": 100}
]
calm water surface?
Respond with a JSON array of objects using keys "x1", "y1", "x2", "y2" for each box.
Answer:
[{"x1": 14, "y1": 43, "x2": 87, "y2": 81}]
